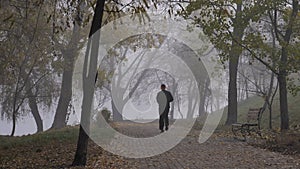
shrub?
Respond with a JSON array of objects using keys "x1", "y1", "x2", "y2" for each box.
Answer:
[
  {"x1": 95, "y1": 108, "x2": 111, "y2": 128},
  {"x1": 101, "y1": 108, "x2": 111, "y2": 122}
]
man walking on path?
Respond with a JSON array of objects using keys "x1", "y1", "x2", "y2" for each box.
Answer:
[{"x1": 156, "y1": 84, "x2": 173, "y2": 133}]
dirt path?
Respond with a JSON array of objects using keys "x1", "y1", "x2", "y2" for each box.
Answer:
[{"x1": 93, "y1": 121, "x2": 300, "y2": 169}]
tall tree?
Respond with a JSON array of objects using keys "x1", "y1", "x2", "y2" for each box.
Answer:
[
  {"x1": 0, "y1": 0, "x2": 58, "y2": 135},
  {"x1": 72, "y1": 0, "x2": 105, "y2": 166},
  {"x1": 274, "y1": 0, "x2": 299, "y2": 130},
  {"x1": 231, "y1": 0, "x2": 300, "y2": 130},
  {"x1": 51, "y1": 0, "x2": 90, "y2": 129},
  {"x1": 183, "y1": 0, "x2": 268, "y2": 124}
]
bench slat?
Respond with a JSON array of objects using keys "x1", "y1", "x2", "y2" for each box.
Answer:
[
  {"x1": 247, "y1": 108, "x2": 261, "y2": 121},
  {"x1": 247, "y1": 115, "x2": 258, "y2": 119},
  {"x1": 249, "y1": 108, "x2": 261, "y2": 111},
  {"x1": 248, "y1": 110, "x2": 260, "y2": 114}
]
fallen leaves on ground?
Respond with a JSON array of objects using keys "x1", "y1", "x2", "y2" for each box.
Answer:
[
  {"x1": 250, "y1": 129, "x2": 300, "y2": 156},
  {"x1": 0, "y1": 132, "x2": 130, "y2": 169}
]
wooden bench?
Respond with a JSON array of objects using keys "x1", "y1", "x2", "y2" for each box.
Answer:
[{"x1": 232, "y1": 108, "x2": 263, "y2": 140}]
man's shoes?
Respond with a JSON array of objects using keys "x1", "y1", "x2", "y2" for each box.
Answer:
[
  {"x1": 165, "y1": 127, "x2": 168, "y2": 131},
  {"x1": 160, "y1": 129, "x2": 164, "y2": 133}
]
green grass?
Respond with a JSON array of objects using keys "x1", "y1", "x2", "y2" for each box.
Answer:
[
  {"x1": 0, "y1": 126, "x2": 79, "y2": 150},
  {"x1": 219, "y1": 93, "x2": 300, "y2": 129}
]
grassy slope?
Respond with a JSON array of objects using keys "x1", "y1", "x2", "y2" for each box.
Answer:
[
  {"x1": 0, "y1": 125, "x2": 130, "y2": 169},
  {"x1": 0, "y1": 126, "x2": 79, "y2": 149},
  {"x1": 219, "y1": 93, "x2": 300, "y2": 129},
  {"x1": 0, "y1": 127, "x2": 80, "y2": 168}
]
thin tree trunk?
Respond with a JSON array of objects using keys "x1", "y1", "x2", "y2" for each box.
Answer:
[
  {"x1": 245, "y1": 77, "x2": 249, "y2": 99},
  {"x1": 266, "y1": 24, "x2": 277, "y2": 130},
  {"x1": 11, "y1": 111, "x2": 16, "y2": 136},
  {"x1": 112, "y1": 99, "x2": 123, "y2": 121},
  {"x1": 269, "y1": 81, "x2": 278, "y2": 130},
  {"x1": 11, "y1": 71, "x2": 21, "y2": 136},
  {"x1": 186, "y1": 81, "x2": 193, "y2": 119},
  {"x1": 176, "y1": 90, "x2": 183, "y2": 119},
  {"x1": 170, "y1": 79, "x2": 176, "y2": 120},
  {"x1": 199, "y1": 77, "x2": 210, "y2": 116},
  {"x1": 128, "y1": 69, "x2": 148, "y2": 98},
  {"x1": 266, "y1": 73, "x2": 275, "y2": 130}
]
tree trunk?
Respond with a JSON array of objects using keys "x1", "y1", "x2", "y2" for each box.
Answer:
[
  {"x1": 72, "y1": 125, "x2": 89, "y2": 166},
  {"x1": 28, "y1": 95, "x2": 43, "y2": 133},
  {"x1": 112, "y1": 99, "x2": 123, "y2": 121},
  {"x1": 25, "y1": 78, "x2": 43, "y2": 132},
  {"x1": 186, "y1": 81, "x2": 194, "y2": 119},
  {"x1": 10, "y1": 111, "x2": 16, "y2": 136},
  {"x1": 170, "y1": 80, "x2": 177, "y2": 120},
  {"x1": 19, "y1": 64, "x2": 44, "y2": 133},
  {"x1": 11, "y1": 73, "x2": 21, "y2": 136},
  {"x1": 278, "y1": 73, "x2": 289, "y2": 130},
  {"x1": 266, "y1": 72, "x2": 275, "y2": 130},
  {"x1": 225, "y1": 3, "x2": 244, "y2": 125},
  {"x1": 11, "y1": 90, "x2": 18, "y2": 136},
  {"x1": 261, "y1": 70, "x2": 275, "y2": 130},
  {"x1": 278, "y1": 65, "x2": 289, "y2": 130},
  {"x1": 72, "y1": 0, "x2": 105, "y2": 166},
  {"x1": 277, "y1": 45, "x2": 290, "y2": 131},
  {"x1": 276, "y1": 0, "x2": 299, "y2": 130},
  {"x1": 199, "y1": 77, "x2": 209, "y2": 116},
  {"x1": 245, "y1": 77, "x2": 249, "y2": 99},
  {"x1": 128, "y1": 69, "x2": 148, "y2": 98},
  {"x1": 51, "y1": 56, "x2": 74, "y2": 129},
  {"x1": 176, "y1": 89, "x2": 183, "y2": 119},
  {"x1": 51, "y1": 6, "x2": 82, "y2": 129},
  {"x1": 226, "y1": 53, "x2": 239, "y2": 125}
]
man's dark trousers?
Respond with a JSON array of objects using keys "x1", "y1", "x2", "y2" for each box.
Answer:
[{"x1": 159, "y1": 109, "x2": 169, "y2": 131}]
